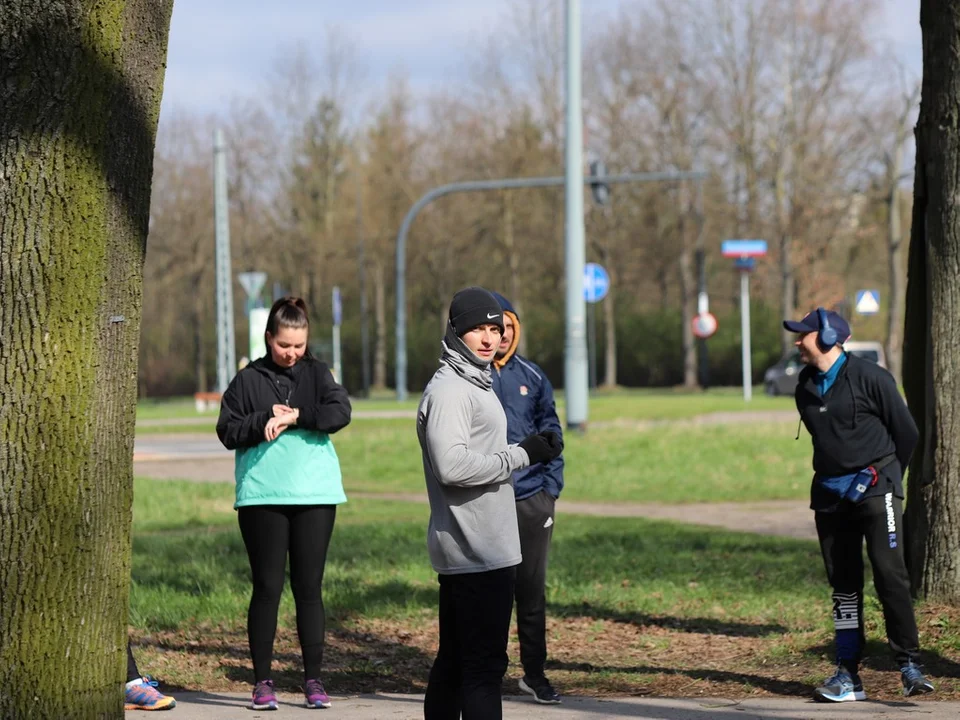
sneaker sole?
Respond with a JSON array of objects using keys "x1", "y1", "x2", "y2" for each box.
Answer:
[
  {"x1": 814, "y1": 689, "x2": 866, "y2": 703},
  {"x1": 904, "y1": 683, "x2": 935, "y2": 697},
  {"x1": 305, "y1": 700, "x2": 332, "y2": 709},
  {"x1": 519, "y1": 678, "x2": 561, "y2": 705},
  {"x1": 124, "y1": 700, "x2": 177, "y2": 711},
  {"x1": 250, "y1": 701, "x2": 278, "y2": 710}
]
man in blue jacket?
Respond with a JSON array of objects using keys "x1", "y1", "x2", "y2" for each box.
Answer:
[{"x1": 491, "y1": 292, "x2": 564, "y2": 705}]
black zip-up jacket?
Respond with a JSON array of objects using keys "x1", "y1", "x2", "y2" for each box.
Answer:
[
  {"x1": 795, "y1": 354, "x2": 918, "y2": 510},
  {"x1": 216, "y1": 356, "x2": 352, "y2": 450}
]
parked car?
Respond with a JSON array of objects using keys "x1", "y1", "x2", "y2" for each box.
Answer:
[{"x1": 763, "y1": 341, "x2": 887, "y2": 396}]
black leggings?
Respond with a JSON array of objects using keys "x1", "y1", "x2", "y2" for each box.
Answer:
[
  {"x1": 127, "y1": 642, "x2": 140, "y2": 683},
  {"x1": 238, "y1": 505, "x2": 337, "y2": 682}
]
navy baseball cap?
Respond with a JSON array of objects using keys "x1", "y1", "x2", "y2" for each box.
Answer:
[{"x1": 783, "y1": 309, "x2": 851, "y2": 344}]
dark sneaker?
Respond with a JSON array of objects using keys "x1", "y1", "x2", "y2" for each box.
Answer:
[
  {"x1": 250, "y1": 679, "x2": 278, "y2": 711},
  {"x1": 304, "y1": 678, "x2": 332, "y2": 709},
  {"x1": 519, "y1": 676, "x2": 561, "y2": 705},
  {"x1": 814, "y1": 665, "x2": 865, "y2": 703},
  {"x1": 901, "y1": 662, "x2": 935, "y2": 697}
]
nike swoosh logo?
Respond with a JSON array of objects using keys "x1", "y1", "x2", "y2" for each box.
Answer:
[{"x1": 487, "y1": 313, "x2": 500, "y2": 319}]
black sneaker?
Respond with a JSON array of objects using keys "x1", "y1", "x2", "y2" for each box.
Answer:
[
  {"x1": 901, "y1": 662, "x2": 935, "y2": 697},
  {"x1": 519, "y1": 676, "x2": 561, "y2": 705}
]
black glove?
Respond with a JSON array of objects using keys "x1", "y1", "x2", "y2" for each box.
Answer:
[{"x1": 519, "y1": 431, "x2": 564, "y2": 465}]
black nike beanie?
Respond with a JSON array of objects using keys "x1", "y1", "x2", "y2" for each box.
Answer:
[{"x1": 448, "y1": 287, "x2": 504, "y2": 336}]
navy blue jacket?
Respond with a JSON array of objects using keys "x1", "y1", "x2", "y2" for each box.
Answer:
[
  {"x1": 492, "y1": 355, "x2": 564, "y2": 499},
  {"x1": 488, "y1": 291, "x2": 564, "y2": 500}
]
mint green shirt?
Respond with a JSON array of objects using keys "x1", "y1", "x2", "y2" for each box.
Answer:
[{"x1": 233, "y1": 428, "x2": 346, "y2": 508}]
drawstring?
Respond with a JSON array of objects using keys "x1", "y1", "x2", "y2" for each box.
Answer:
[
  {"x1": 846, "y1": 373, "x2": 857, "y2": 429},
  {"x1": 795, "y1": 417, "x2": 802, "y2": 440}
]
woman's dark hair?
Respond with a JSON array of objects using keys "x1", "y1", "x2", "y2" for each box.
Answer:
[{"x1": 265, "y1": 297, "x2": 310, "y2": 354}]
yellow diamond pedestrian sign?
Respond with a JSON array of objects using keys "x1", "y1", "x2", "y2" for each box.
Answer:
[{"x1": 855, "y1": 290, "x2": 880, "y2": 315}]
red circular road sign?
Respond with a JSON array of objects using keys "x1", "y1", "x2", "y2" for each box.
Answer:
[{"x1": 692, "y1": 312, "x2": 718, "y2": 339}]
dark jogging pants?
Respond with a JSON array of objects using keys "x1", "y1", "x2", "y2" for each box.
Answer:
[
  {"x1": 515, "y1": 490, "x2": 556, "y2": 680},
  {"x1": 815, "y1": 492, "x2": 920, "y2": 669},
  {"x1": 238, "y1": 504, "x2": 337, "y2": 682},
  {"x1": 424, "y1": 566, "x2": 516, "y2": 720}
]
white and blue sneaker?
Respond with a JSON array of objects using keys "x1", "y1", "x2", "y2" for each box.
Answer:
[
  {"x1": 814, "y1": 665, "x2": 866, "y2": 703},
  {"x1": 901, "y1": 662, "x2": 935, "y2": 697}
]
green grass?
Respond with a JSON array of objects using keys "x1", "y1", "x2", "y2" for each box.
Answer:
[
  {"x1": 129, "y1": 478, "x2": 825, "y2": 633},
  {"x1": 329, "y1": 419, "x2": 813, "y2": 504},
  {"x1": 129, "y1": 480, "x2": 960, "y2": 698},
  {"x1": 136, "y1": 388, "x2": 793, "y2": 426},
  {"x1": 134, "y1": 418, "x2": 814, "y2": 504}
]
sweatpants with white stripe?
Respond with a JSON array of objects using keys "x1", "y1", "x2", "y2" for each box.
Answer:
[{"x1": 815, "y1": 492, "x2": 920, "y2": 670}]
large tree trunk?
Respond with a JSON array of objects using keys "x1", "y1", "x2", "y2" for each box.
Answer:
[
  {"x1": 0, "y1": 2, "x2": 173, "y2": 717},
  {"x1": 903, "y1": 0, "x2": 960, "y2": 603}
]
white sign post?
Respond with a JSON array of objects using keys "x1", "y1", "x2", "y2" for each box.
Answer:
[{"x1": 721, "y1": 240, "x2": 768, "y2": 402}]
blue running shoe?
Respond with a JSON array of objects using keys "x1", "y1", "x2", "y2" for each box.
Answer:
[
  {"x1": 814, "y1": 665, "x2": 865, "y2": 703},
  {"x1": 901, "y1": 662, "x2": 935, "y2": 697},
  {"x1": 124, "y1": 677, "x2": 176, "y2": 711}
]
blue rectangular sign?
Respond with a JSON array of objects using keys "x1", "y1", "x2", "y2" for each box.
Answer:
[{"x1": 721, "y1": 239, "x2": 768, "y2": 257}]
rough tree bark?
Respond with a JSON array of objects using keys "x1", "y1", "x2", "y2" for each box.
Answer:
[
  {"x1": 903, "y1": 0, "x2": 960, "y2": 602},
  {"x1": 0, "y1": 2, "x2": 173, "y2": 717}
]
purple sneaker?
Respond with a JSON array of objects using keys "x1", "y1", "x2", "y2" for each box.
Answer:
[
  {"x1": 304, "y1": 678, "x2": 332, "y2": 709},
  {"x1": 250, "y1": 680, "x2": 278, "y2": 711}
]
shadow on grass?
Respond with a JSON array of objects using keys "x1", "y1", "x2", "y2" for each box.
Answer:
[
  {"x1": 138, "y1": 626, "x2": 433, "y2": 694},
  {"x1": 804, "y1": 638, "x2": 960, "y2": 679},
  {"x1": 551, "y1": 658, "x2": 811, "y2": 697},
  {"x1": 549, "y1": 601, "x2": 787, "y2": 637}
]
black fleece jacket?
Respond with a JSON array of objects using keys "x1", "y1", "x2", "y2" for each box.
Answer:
[
  {"x1": 216, "y1": 356, "x2": 351, "y2": 450},
  {"x1": 795, "y1": 354, "x2": 918, "y2": 509}
]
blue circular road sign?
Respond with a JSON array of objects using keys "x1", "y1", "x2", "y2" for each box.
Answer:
[{"x1": 584, "y1": 263, "x2": 610, "y2": 303}]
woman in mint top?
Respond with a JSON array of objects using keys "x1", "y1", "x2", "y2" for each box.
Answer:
[{"x1": 217, "y1": 296, "x2": 351, "y2": 711}]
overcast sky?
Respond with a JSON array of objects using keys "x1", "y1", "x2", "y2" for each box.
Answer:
[{"x1": 159, "y1": 0, "x2": 921, "y2": 119}]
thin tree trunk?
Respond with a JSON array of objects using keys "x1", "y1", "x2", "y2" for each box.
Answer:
[
  {"x1": 904, "y1": 0, "x2": 960, "y2": 602},
  {"x1": 678, "y1": 207, "x2": 697, "y2": 389},
  {"x1": 776, "y1": 169, "x2": 796, "y2": 355},
  {"x1": 603, "y1": 270, "x2": 618, "y2": 389},
  {"x1": 195, "y1": 287, "x2": 208, "y2": 392},
  {"x1": 886, "y1": 186, "x2": 905, "y2": 385},
  {"x1": 0, "y1": 2, "x2": 173, "y2": 716},
  {"x1": 372, "y1": 260, "x2": 388, "y2": 390},
  {"x1": 503, "y1": 193, "x2": 526, "y2": 356}
]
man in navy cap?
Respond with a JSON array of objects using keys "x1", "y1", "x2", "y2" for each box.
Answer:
[{"x1": 785, "y1": 307, "x2": 934, "y2": 703}]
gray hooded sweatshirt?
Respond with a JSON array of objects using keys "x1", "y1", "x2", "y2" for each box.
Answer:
[{"x1": 417, "y1": 325, "x2": 531, "y2": 574}]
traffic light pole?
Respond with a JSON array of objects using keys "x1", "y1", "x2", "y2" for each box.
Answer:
[{"x1": 393, "y1": 170, "x2": 708, "y2": 402}]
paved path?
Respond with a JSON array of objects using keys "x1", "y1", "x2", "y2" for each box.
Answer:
[
  {"x1": 133, "y1": 410, "x2": 816, "y2": 541},
  {"x1": 134, "y1": 692, "x2": 957, "y2": 719}
]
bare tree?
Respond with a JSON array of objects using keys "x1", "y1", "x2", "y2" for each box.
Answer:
[{"x1": 860, "y1": 68, "x2": 919, "y2": 384}]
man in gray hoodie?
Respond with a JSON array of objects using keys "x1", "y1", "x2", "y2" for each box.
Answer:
[{"x1": 418, "y1": 287, "x2": 563, "y2": 720}]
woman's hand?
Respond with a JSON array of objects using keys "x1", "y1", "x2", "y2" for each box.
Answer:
[
  {"x1": 272, "y1": 404, "x2": 294, "y2": 418},
  {"x1": 264, "y1": 408, "x2": 300, "y2": 441}
]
